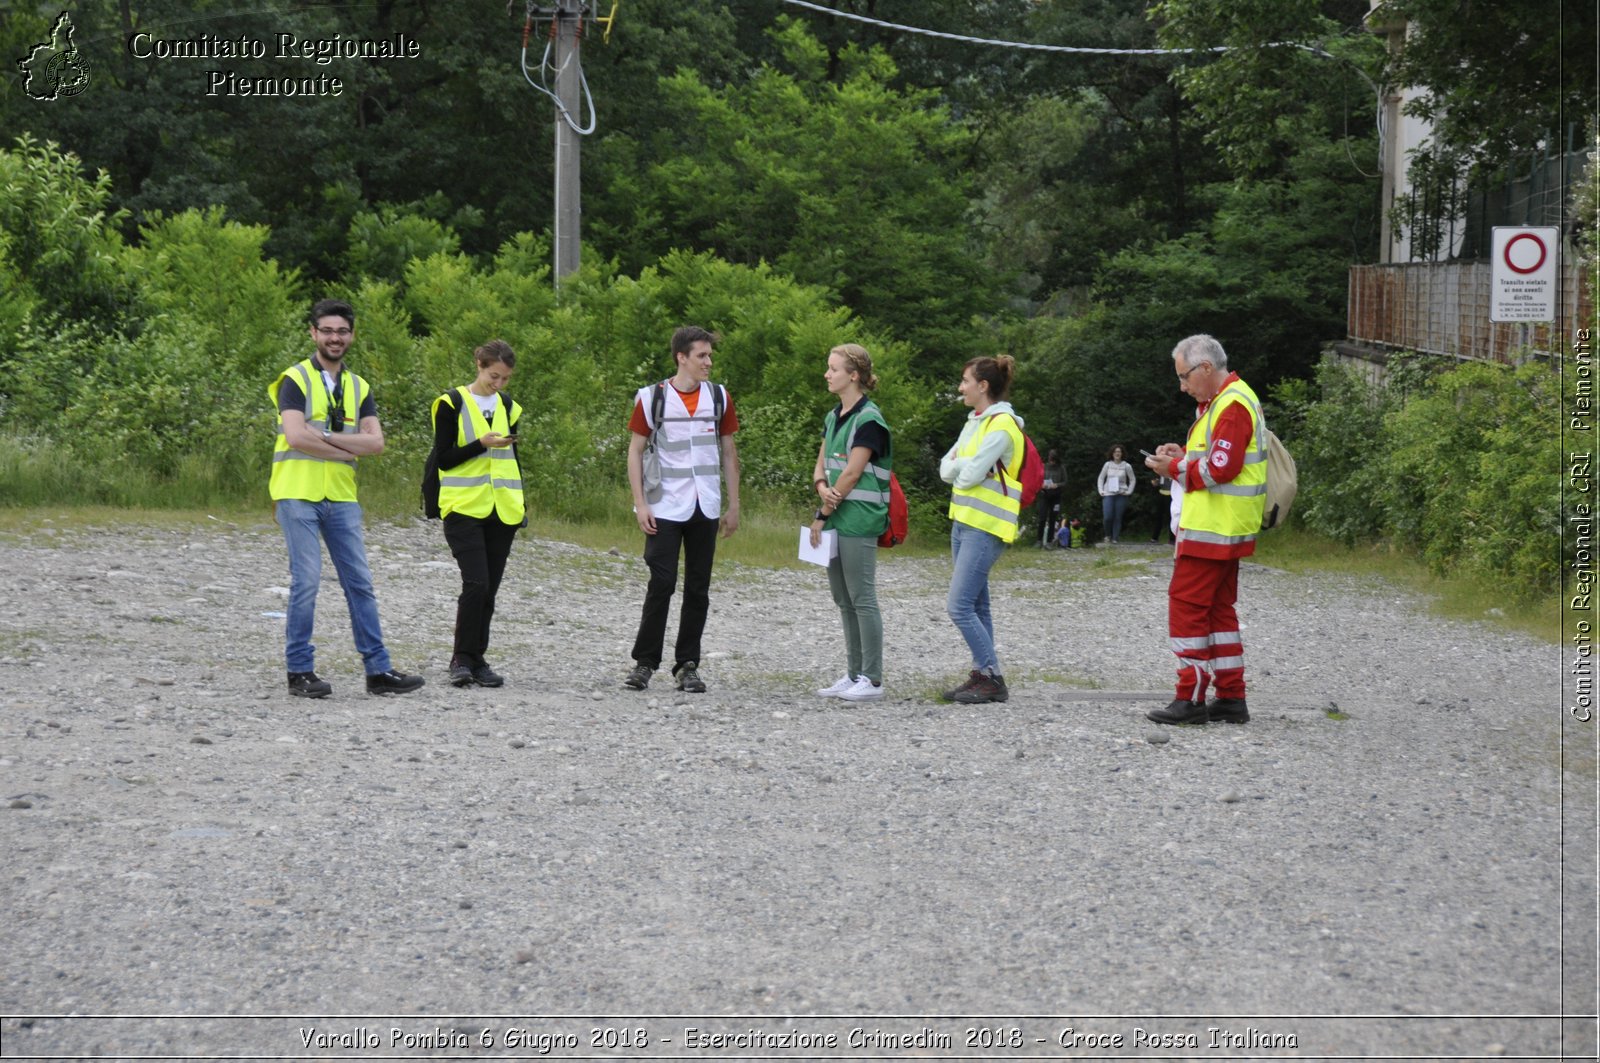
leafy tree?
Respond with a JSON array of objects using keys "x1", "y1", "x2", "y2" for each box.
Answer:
[
  {"x1": 0, "y1": 135, "x2": 130, "y2": 332},
  {"x1": 1373, "y1": 0, "x2": 1596, "y2": 175},
  {"x1": 591, "y1": 20, "x2": 1004, "y2": 369},
  {"x1": 3, "y1": 1, "x2": 549, "y2": 273},
  {"x1": 124, "y1": 206, "x2": 303, "y2": 381},
  {"x1": 1151, "y1": 0, "x2": 1382, "y2": 179}
]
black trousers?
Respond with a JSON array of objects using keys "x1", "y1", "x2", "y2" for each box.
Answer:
[
  {"x1": 1035, "y1": 489, "x2": 1062, "y2": 546},
  {"x1": 631, "y1": 507, "x2": 719, "y2": 672},
  {"x1": 1150, "y1": 497, "x2": 1173, "y2": 543},
  {"x1": 443, "y1": 513, "x2": 520, "y2": 660}
]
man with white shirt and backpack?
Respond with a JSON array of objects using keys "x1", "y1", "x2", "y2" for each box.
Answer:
[{"x1": 622, "y1": 327, "x2": 742, "y2": 693}]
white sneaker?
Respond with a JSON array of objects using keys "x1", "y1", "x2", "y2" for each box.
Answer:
[
  {"x1": 838, "y1": 676, "x2": 884, "y2": 702},
  {"x1": 815, "y1": 674, "x2": 858, "y2": 698}
]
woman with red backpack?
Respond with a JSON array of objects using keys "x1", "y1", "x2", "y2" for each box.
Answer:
[
  {"x1": 938, "y1": 355, "x2": 1026, "y2": 705},
  {"x1": 809, "y1": 344, "x2": 893, "y2": 703}
]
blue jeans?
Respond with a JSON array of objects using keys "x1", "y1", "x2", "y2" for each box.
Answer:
[
  {"x1": 1102, "y1": 493, "x2": 1129, "y2": 541},
  {"x1": 948, "y1": 520, "x2": 1006, "y2": 675},
  {"x1": 277, "y1": 499, "x2": 391, "y2": 675}
]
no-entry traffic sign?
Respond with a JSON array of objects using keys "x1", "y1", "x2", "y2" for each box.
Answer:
[{"x1": 1490, "y1": 226, "x2": 1559, "y2": 322}]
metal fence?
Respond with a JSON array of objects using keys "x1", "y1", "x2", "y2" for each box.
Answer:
[
  {"x1": 1347, "y1": 260, "x2": 1592, "y2": 362},
  {"x1": 1399, "y1": 148, "x2": 1588, "y2": 263}
]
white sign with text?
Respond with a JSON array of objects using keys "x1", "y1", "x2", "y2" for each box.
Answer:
[{"x1": 1490, "y1": 226, "x2": 1559, "y2": 322}]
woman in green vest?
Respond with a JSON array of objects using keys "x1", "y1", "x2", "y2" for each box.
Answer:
[
  {"x1": 809, "y1": 344, "x2": 892, "y2": 703},
  {"x1": 432, "y1": 340, "x2": 525, "y2": 688}
]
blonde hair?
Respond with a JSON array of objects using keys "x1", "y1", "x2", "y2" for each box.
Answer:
[{"x1": 830, "y1": 343, "x2": 879, "y2": 391}]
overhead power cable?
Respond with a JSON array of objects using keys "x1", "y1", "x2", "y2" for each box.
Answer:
[
  {"x1": 778, "y1": 0, "x2": 1384, "y2": 176},
  {"x1": 777, "y1": 0, "x2": 1321, "y2": 58}
]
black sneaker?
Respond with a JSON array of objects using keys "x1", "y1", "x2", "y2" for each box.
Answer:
[
  {"x1": 942, "y1": 670, "x2": 984, "y2": 701},
  {"x1": 366, "y1": 669, "x2": 425, "y2": 695},
  {"x1": 449, "y1": 657, "x2": 475, "y2": 688},
  {"x1": 675, "y1": 663, "x2": 706, "y2": 693},
  {"x1": 1147, "y1": 697, "x2": 1209, "y2": 725},
  {"x1": 623, "y1": 663, "x2": 652, "y2": 690},
  {"x1": 1206, "y1": 697, "x2": 1249, "y2": 724},
  {"x1": 287, "y1": 671, "x2": 331, "y2": 698},
  {"x1": 471, "y1": 658, "x2": 504, "y2": 688},
  {"x1": 953, "y1": 673, "x2": 1009, "y2": 704}
]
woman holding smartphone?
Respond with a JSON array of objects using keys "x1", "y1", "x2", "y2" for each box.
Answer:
[{"x1": 433, "y1": 340, "x2": 524, "y2": 688}]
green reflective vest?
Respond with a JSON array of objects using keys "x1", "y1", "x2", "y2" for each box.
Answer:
[{"x1": 823, "y1": 400, "x2": 892, "y2": 538}]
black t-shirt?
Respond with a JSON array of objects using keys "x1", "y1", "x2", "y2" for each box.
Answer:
[
  {"x1": 277, "y1": 360, "x2": 379, "y2": 420},
  {"x1": 825, "y1": 396, "x2": 889, "y2": 462}
]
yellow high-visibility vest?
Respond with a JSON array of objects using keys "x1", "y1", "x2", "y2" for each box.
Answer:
[
  {"x1": 268, "y1": 358, "x2": 367, "y2": 502},
  {"x1": 432, "y1": 387, "x2": 525, "y2": 523},
  {"x1": 948, "y1": 413, "x2": 1024, "y2": 543},
  {"x1": 1179, "y1": 378, "x2": 1267, "y2": 548}
]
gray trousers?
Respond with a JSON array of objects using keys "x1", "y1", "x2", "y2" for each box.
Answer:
[{"x1": 827, "y1": 534, "x2": 883, "y2": 684}]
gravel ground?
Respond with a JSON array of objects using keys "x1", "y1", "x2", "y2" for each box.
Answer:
[{"x1": 1, "y1": 513, "x2": 1594, "y2": 1061}]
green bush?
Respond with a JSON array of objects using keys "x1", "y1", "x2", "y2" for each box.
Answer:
[
  {"x1": 1386, "y1": 361, "x2": 1561, "y2": 588},
  {"x1": 1294, "y1": 351, "x2": 1562, "y2": 598},
  {"x1": 1293, "y1": 359, "x2": 1396, "y2": 544}
]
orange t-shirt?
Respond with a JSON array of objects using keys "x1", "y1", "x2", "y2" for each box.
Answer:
[{"x1": 629, "y1": 384, "x2": 739, "y2": 436}]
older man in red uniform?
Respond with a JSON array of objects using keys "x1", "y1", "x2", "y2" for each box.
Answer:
[{"x1": 1143, "y1": 334, "x2": 1267, "y2": 725}]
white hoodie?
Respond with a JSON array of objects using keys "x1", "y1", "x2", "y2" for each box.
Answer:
[{"x1": 940, "y1": 401, "x2": 1023, "y2": 489}]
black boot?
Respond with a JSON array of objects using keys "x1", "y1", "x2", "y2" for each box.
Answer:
[{"x1": 1147, "y1": 698, "x2": 1209, "y2": 725}]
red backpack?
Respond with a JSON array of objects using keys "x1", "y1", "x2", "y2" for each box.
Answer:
[
  {"x1": 878, "y1": 472, "x2": 909, "y2": 548},
  {"x1": 986, "y1": 414, "x2": 1045, "y2": 508}
]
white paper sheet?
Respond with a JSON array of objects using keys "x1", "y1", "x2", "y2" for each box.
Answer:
[{"x1": 798, "y1": 526, "x2": 838, "y2": 566}]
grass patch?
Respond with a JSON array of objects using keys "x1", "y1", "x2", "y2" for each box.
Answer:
[
  {"x1": 1009, "y1": 668, "x2": 1103, "y2": 689},
  {"x1": 1324, "y1": 708, "x2": 1351, "y2": 722},
  {"x1": 1254, "y1": 527, "x2": 1557, "y2": 643},
  {"x1": 0, "y1": 504, "x2": 273, "y2": 541}
]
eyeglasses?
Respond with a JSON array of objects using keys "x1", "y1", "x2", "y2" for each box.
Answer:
[
  {"x1": 314, "y1": 327, "x2": 353, "y2": 338},
  {"x1": 1177, "y1": 361, "x2": 1210, "y2": 382}
]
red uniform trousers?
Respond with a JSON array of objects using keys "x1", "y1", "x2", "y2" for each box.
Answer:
[{"x1": 1168, "y1": 554, "x2": 1244, "y2": 701}]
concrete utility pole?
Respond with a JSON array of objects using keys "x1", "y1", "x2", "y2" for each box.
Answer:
[{"x1": 551, "y1": 0, "x2": 584, "y2": 282}]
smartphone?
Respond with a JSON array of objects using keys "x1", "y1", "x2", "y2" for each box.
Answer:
[{"x1": 1139, "y1": 449, "x2": 1155, "y2": 459}]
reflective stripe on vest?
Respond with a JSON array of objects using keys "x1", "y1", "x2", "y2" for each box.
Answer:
[
  {"x1": 1177, "y1": 379, "x2": 1266, "y2": 545},
  {"x1": 434, "y1": 386, "x2": 525, "y2": 523},
  {"x1": 638, "y1": 382, "x2": 727, "y2": 522},
  {"x1": 823, "y1": 401, "x2": 892, "y2": 537},
  {"x1": 268, "y1": 359, "x2": 366, "y2": 502},
  {"x1": 948, "y1": 413, "x2": 1023, "y2": 544}
]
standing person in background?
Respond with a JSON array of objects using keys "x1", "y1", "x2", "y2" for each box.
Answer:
[
  {"x1": 1097, "y1": 444, "x2": 1136, "y2": 543},
  {"x1": 1143, "y1": 334, "x2": 1264, "y2": 726},
  {"x1": 1037, "y1": 449, "x2": 1065, "y2": 548},
  {"x1": 622, "y1": 326, "x2": 741, "y2": 694},
  {"x1": 938, "y1": 355, "x2": 1025, "y2": 705},
  {"x1": 270, "y1": 298, "x2": 424, "y2": 698},
  {"x1": 433, "y1": 340, "x2": 524, "y2": 689},
  {"x1": 809, "y1": 344, "x2": 892, "y2": 703}
]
